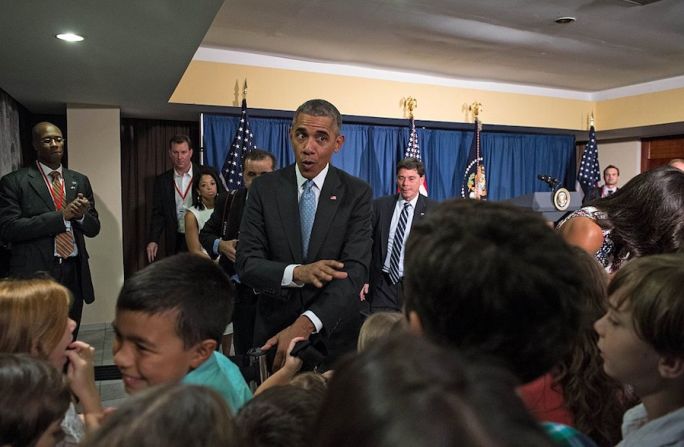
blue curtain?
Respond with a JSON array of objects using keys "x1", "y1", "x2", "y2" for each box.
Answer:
[{"x1": 203, "y1": 113, "x2": 576, "y2": 201}]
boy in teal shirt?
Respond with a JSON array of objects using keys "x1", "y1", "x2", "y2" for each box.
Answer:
[{"x1": 112, "y1": 253, "x2": 251, "y2": 412}]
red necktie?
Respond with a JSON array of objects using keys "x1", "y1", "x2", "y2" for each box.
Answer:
[{"x1": 50, "y1": 171, "x2": 75, "y2": 258}]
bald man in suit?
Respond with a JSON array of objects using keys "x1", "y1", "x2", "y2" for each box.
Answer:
[{"x1": 0, "y1": 122, "x2": 100, "y2": 332}]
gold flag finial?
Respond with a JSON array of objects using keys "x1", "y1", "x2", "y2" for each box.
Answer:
[
  {"x1": 403, "y1": 97, "x2": 418, "y2": 118},
  {"x1": 243, "y1": 80, "x2": 248, "y2": 99},
  {"x1": 589, "y1": 112, "x2": 595, "y2": 128},
  {"x1": 469, "y1": 102, "x2": 483, "y2": 122}
]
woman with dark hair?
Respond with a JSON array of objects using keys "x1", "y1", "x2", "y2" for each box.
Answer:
[
  {"x1": 558, "y1": 166, "x2": 684, "y2": 272},
  {"x1": 184, "y1": 167, "x2": 221, "y2": 257}
]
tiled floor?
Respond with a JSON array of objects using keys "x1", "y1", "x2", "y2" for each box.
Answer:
[{"x1": 78, "y1": 324, "x2": 128, "y2": 408}]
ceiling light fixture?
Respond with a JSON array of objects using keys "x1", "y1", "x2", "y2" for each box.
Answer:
[
  {"x1": 554, "y1": 17, "x2": 576, "y2": 24},
  {"x1": 56, "y1": 33, "x2": 84, "y2": 42}
]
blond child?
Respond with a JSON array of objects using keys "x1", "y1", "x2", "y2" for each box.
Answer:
[{"x1": 594, "y1": 253, "x2": 684, "y2": 446}]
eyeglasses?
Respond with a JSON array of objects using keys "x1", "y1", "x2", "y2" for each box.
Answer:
[{"x1": 39, "y1": 137, "x2": 65, "y2": 144}]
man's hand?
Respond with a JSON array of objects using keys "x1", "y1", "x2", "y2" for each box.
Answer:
[
  {"x1": 146, "y1": 242, "x2": 158, "y2": 263},
  {"x1": 218, "y1": 239, "x2": 238, "y2": 262},
  {"x1": 293, "y1": 260, "x2": 348, "y2": 288},
  {"x1": 261, "y1": 316, "x2": 314, "y2": 372},
  {"x1": 62, "y1": 194, "x2": 90, "y2": 220}
]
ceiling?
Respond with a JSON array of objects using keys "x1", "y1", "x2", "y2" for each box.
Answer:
[{"x1": 2, "y1": 0, "x2": 683, "y2": 122}]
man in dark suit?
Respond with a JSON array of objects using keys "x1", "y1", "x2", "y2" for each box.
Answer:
[
  {"x1": 200, "y1": 148, "x2": 276, "y2": 355},
  {"x1": 584, "y1": 164, "x2": 620, "y2": 203},
  {"x1": 236, "y1": 99, "x2": 372, "y2": 370},
  {"x1": 146, "y1": 135, "x2": 200, "y2": 262},
  {"x1": 0, "y1": 122, "x2": 100, "y2": 331},
  {"x1": 366, "y1": 157, "x2": 438, "y2": 313}
]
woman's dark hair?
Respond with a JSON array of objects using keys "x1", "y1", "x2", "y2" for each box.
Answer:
[
  {"x1": 551, "y1": 247, "x2": 636, "y2": 446},
  {"x1": 588, "y1": 166, "x2": 684, "y2": 258},
  {"x1": 314, "y1": 334, "x2": 554, "y2": 447},
  {"x1": 0, "y1": 354, "x2": 71, "y2": 447},
  {"x1": 191, "y1": 167, "x2": 222, "y2": 209}
]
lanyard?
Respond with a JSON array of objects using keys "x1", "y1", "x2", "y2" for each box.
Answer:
[
  {"x1": 174, "y1": 174, "x2": 193, "y2": 200},
  {"x1": 37, "y1": 162, "x2": 66, "y2": 210}
]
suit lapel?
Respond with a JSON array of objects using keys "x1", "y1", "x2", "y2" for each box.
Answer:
[
  {"x1": 62, "y1": 168, "x2": 77, "y2": 203},
  {"x1": 307, "y1": 166, "x2": 342, "y2": 262},
  {"x1": 412, "y1": 194, "x2": 428, "y2": 227},
  {"x1": 28, "y1": 165, "x2": 57, "y2": 211},
  {"x1": 276, "y1": 166, "x2": 304, "y2": 262}
]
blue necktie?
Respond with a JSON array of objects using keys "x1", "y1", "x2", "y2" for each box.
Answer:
[
  {"x1": 300, "y1": 179, "x2": 316, "y2": 258},
  {"x1": 388, "y1": 202, "x2": 410, "y2": 284}
]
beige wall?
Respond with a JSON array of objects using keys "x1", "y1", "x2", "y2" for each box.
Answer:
[
  {"x1": 597, "y1": 88, "x2": 684, "y2": 130},
  {"x1": 172, "y1": 61, "x2": 594, "y2": 129},
  {"x1": 173, "y1": 59, "x2": 684, "y2": 132},
  {"x1": 66, "y1": 106, "x2": 123, "y2": 327}
]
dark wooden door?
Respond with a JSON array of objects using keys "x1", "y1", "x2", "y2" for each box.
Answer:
[{"x1": 642, "y1": 136, "x2": 684, "y2": 170}]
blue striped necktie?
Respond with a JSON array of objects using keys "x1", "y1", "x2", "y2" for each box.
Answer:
[
  {"x1": 299, "y1": 179, "x2": 316, "y2": 258},
  {"x1": 388, "y1": 202, "x2": 410, "y2": 284}
]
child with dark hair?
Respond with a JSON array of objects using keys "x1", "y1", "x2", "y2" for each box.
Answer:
[
  {"x1": 0, "y1": 353, "x2": 71, "y2": 447},
  {"x1": 594, "y1": 253, "x2": 684, "y2": 446},
  {"x1": 112, "y1": 253, "x2": 251, "y2": 412},
  {"x1": 315, "y1": 334, "x2": 555, "y2": 447},
  {"x1": 403, "y1": 200, "x2": 596, "y2": 446},
  {"x1": 81, "y1": 384, "x2": 237, "y2": 447},
  {"x1": 237, "y1": 384, "x2": 325, "y2": 447}
]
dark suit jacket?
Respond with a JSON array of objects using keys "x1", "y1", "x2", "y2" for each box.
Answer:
[
  {"x1": 0, "y1": 165, "x2": 100, "y2": 303},
  {"x1": 200, "y1": 188, "x2": 248, "y2": 276},
  {"x1": 235, "y1": 164, "x2": 372, "y2": 360},
  {"x1": 148, "y1": 163, "x2": 200, "y2": 255},
  {"x1": 368, "y1": 193, "x2": 438, "y2": 310}
]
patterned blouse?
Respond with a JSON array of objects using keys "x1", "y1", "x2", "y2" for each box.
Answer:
[{"x1": 557, "y1": 206, "x2": 628, "y2": 273}]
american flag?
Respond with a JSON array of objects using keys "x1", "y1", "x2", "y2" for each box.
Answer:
[
  {"x1": 404, "y1": 115, "x2": 428, "y2": 196},
  {"x1": 460, "y1": 119, "x2": 487, "y2": 200},
  {"x1": 577, "y1": 125, "x2": 600, "y2": 196},
  {"x1": 221, "y1": 98, "x2": 256, "y2": 190}
]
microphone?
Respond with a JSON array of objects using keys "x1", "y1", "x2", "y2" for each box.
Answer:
[{"x1": 537, "y1": 174, "x2": 559, "y2": 189}]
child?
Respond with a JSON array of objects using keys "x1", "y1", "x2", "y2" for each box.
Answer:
[
  {"x1": 81, "y1": 384, "x2": 237, "y2": 447},
  {"x1": 0, "y1": 277, "x2": 102, "y2": 445},
  {"x1": 112, "y1": 253, "x2": 252, "y2": 412},
  {"x1": 314, "y1": 334, "x2": 555, "y2": 447},
  {"x1": 403, "y1": 200, "x2": 597, "y2": 446},
  {"x1": 357, "y1": 311, "x2": 404, "y2": 352},
  {"x1": 0, "y1": 353, "x2": 71, "y2": 447},
  {"x1": 594, "y1": 253, "x2": 684, "y2": 446}
]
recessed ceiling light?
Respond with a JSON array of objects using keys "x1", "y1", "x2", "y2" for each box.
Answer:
[
  {"x1": 554, "y1": 17, "x2": 576, "y2": 24},
  {"x1": 56, "y1": 33, "x2": 84, "y2": 42}
]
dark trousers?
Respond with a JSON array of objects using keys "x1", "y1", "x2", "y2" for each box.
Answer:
[
  {"x1": 233, "y1": 284, "x2": 258, "y2": 355},
  {"x1": 50, "y1": 257, "x2": 83, "y2": 338},
  {"x1": 368, "y1": 271, "x2": 404, "y2": 313}
]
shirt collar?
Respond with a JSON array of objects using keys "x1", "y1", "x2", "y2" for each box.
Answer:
[
  {"x1": 296, "y1": 163, "x2": 329, "y2": 191},
  {"x1": 37, "y1": 161, "x2": 62, "y2": 176},
  {"x1": 174, "y1": 165, "x2": 193, "y2": 178},
  {"x1": 398, "y1": 193, "x2": 420, "y2": 208}
]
